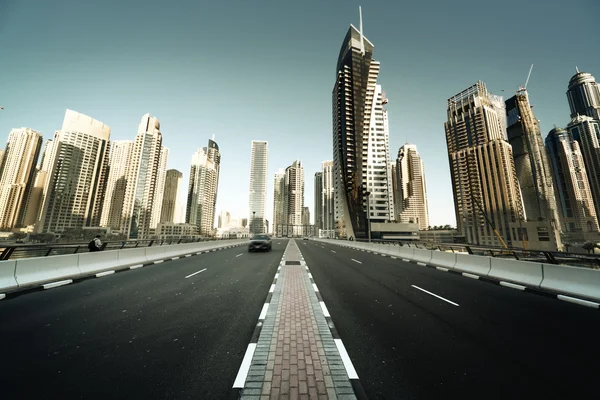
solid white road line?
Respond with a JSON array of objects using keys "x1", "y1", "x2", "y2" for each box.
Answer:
[
  {"x1": 232, "y1": 343, "x2": 257, "y2": 388},
  {"x1": 129, "y1": 264, "x2": 144, "y2": 270},
  {"x1": 500, "y1": 281, "x2": 526, "y2": 291},
  {"x1": 259, "y1": 303, "x2": 269, "y2": 319},
  {"x1": 557, "y1": 294, "x2": 600, "y2": 308},
  {"x1": 0, "y1": 294, "x2": 6, "y2": 300},
  {"x1": 331, "y1": 250, "x2": 336, "y2": 253},
  {"x1": 463, "y1": 273, "x2": 480, "y2": 280},
  {"x1": 43, "y1": 280, "x2": 72, "y2": 290},
  {"x1": 319, "y1": 301, "x2": 331, "y2": 317},
  {"x1": 154, "y1": 260, "x2": 164, "y2": 264},
  {"x1": 95, "y1": 270, "x2": 115, "y2": 277},
  {"x1": 417, "y1": 262, "x2": 427, "y2": 266},
  {"x1": 436, "y1": 267, "x2": 449, "y2": 272},
  {"x1": 185, "y1": 268, "x2": 207, "y2": 279},
  {"x1": 334, "y1": 339, "x2": 359, "y2": 379},
  {"x1": 236, "y1": 253, "x2": 243, "y2": 257},
  {"x1": 312, "y1": 283, "x2": 319, "y2": 292},
  {"x1": 411, "y1": 285, "x2": 459, "y2": 307},
  {"x1": 351, "y1": 258, "x2": 362, "y2": 264}
]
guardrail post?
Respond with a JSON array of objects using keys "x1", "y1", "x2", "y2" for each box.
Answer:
[
  {"x1": 0, "y1": 247, "x2": 15, "y2": 260},
  {"x1": 148, "y1": 240, "x2": 154, "y2": 247},
  {"x1": 74, "y1": 246, "x2": 80, "y2": 254},
  {"x1": 489, "y1": 250, "x2": 495, "y2": 257},
  {"x1": 45, "y1": 248, "x2": 53, "y2": 257},
  {"x1": 512, "y1": 251, "x2": 520, "y2": 260},
  {"x1": 466, "y1": 246, "x2": 473, "y2": 255},
  {"x1": 543, "y1": 252, "x2": 559, "y2": 265}
]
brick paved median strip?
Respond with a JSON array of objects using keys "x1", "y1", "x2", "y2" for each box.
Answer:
[{"x1": 238, "y1": 240, "x2": 360, "y2": 399}]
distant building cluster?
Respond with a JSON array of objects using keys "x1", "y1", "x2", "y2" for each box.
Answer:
[{"x1": 0, "y1": 110, "x2": 221, "y2": 240}]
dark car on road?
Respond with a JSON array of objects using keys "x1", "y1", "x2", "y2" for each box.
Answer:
[{"x1": 248, "y1": 234, "x2": 272, "y2": 252}]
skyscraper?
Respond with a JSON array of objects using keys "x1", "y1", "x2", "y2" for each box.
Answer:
[
  {"x1": 150, "y1": 147, "x2": 169, "y2": 228},
  {"x1": 321, "y1": 160, "x2": 335, "y2": 232},
  {"x1": 445, "y1": 82, "x2": 524, "y2": 247},
  {"x1": 314, "y1": 172, "x2": 323, "y2": 230},
  {"x1": 160, "y1": 169, "x2": 183, "y2": 224},
  {"x1": 249, "y1": 141, "x2": 268, "y2": 234},
  {"x1": 0, "y1": 128, "x2": 42, "y2": 229},
  {"x1": 273, "y1": 168, "x2": 285, "y2": 236},
  {"x1": 505, "y1": 89, "x2": 561, "y2": 248},
  {"x1": 567, "y1": 115, "x2": 600, "y2": 218},
  {"x1": 567, "y1": 68, "x2": 600, "y2": 120},
  {"x1": 332, "y1": 10, "x2": 394, "y2": 239},
  {"x1": 0, "y1": 149, "x2": 5, "y2": 178},
  {"x1": 393, "y1": 143, "x2": 429, "y2": 230},
  {"x1": 545, "y1": 127, "x2": 599, "y2": 233},
  {"x1": 302, "y1": 207, "x2": 310, "y2": 226},
  {"x1": 186, "y1": 139, "x2": 220, "y2": 236},
  {"x1": 100, "y1": 140, "x2": 133, "y2": 230},
  {"x1": 38, "y1": 110, "x2": 110, "y2": 233},
  {"x1": 284, "y1": 160, "x2": 304, "y2": 226},
  {"x1": 23, "y1": 139, "x2": 60, "y2": 227},
  {"x1": 122, "y1": 114, "x2": 163, "y2": 239}
]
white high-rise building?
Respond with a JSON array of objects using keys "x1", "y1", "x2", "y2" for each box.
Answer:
[
  {"x1": 100, "y1": 140, "x2": 133, "y2": 230},
  {"x1": 393, "y1": 144, "x2": 429, "y2": 230},
  {"x1": 186, "y1": 139, "x2": 220, "y2": 236},
  {"x1": 249, "y1": 141, "x2": 268, "y2": 234},
  {"x1": 322, "y1": 160, "x2": 334, "y2": 231},
  {"x1": 0, "y1": 128, "x2": 43, "y2": 229},
  {"x1": 38, "y1": 110, "x2": 110, "y2": 233},
  {"x1": 273, "y1": 168, "x2": 285, "y2": 235},
  {"x1": 122, "y1": 114, "x2": 163, "y2": 239},
  {"x1": 284, "y1": 160, "x2": 304, "y2": 226},
  {"x1": 150, "y1": 147, "x2": 169, "y2": 229}
]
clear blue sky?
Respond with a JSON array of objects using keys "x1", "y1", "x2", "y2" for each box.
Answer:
[{"x1": 1, "y1": 0, "x2": 599, "y2": 227}]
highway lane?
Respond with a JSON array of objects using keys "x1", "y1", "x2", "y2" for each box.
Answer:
[
  {"x1": 299, "y1": 240, "x2": 600, "y2": 400},
  {"x1": 0, "y1": 240, "x2": 287, "y2": 400}
]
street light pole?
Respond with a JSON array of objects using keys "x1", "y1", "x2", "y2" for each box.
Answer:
[
  {"x1": 252, "y1": 211, "x2": 256, "y2": 235},
  {"x1": 366, "y1": 191, "x2": 371, "y2": 243}
]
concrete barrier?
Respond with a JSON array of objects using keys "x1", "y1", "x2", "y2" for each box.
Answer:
[
  {"x1": 429, "y1": 251, "x2": 457, "y2": 269},
  {"x1": 145, "y1": 246, "x2": 168, "y2": 262},
  {"x1": 541, "y1": 264, "x2": 600, "y2": 301},
  {"x1": 454, "y1": 253, "x2": 491, "y2": 276},
  {"x1": 398, "y1": 246, "x2": 415, "y2": 259},
  {"x1": 411, "y1": 249, "x2": 433, "y2": 264},
  {"x1": 15, "y1": 254, "x2": 82, "y2": 287},
  {"x1": 0, "y1": 260, "x2": 18, "y2": 292},
  {"x1": 488, "y1": 258, "x2": 543, "y2": 287},
  {"x1": 117, "y1": 247, "x2": 148, "y2": 267},
  {"x1": 78, "y1": 251, "x2": 120, "y2": 275}
]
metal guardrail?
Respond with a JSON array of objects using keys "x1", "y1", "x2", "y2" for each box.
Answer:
[
  {"x1": 343, "y1": 238, "x2": 600, "y2": 269},
  {"x1": 0, "y1": 237, "x2": 235, "y2": 261}
]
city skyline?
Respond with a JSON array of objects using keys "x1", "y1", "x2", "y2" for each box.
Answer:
[{"x1": 2, "y1": 1, "x2": 597, "y2": 228}]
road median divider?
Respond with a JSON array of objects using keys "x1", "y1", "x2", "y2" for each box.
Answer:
[
  {"x1": 0, "y1": 260, "x2": 18, "y2": 292},
  {"x1": 429, "y1": 250, "x2": 457, "y2": 270},
  {"x1": 541, "y1": 263, "x2": 600, "y2": 302},
  {"x1": 489, "y1": 258, "x2": 543, "y2": 288},
  {"x1": 15, "y1": 254, "x2": 82, "y2": 288}
]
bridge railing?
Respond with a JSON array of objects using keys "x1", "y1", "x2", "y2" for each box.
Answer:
[
  {"x1": 350, "y1": 239, "x2": 600, "y2": 269},
  {"x1": 0, "y1": 237, "x2": 229, "y2": 261}
]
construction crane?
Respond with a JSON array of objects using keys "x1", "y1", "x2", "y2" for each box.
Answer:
[{"x1": 472, "y1": 196, "x2": 508, "y2": 249}]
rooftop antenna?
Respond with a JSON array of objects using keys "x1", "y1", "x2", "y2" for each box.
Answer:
[
  {"x1": 576, "y1": 66, "x2": 580, "y2": 73},
  {"x1": 524, "y1": 64, "x2": 534, "y2": 90},
  {"x1": 359, "y1": 6, "x2": 365, "y2": 55},
  {"x1": 212, "y1": 133, "x2": 215, "y2": 141}
]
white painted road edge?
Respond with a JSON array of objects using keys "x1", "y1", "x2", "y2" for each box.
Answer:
[
  {"x1": 312, "y1": 283, "x2": 319, "y2": 292},
  {"x1": 154, "y1": 260, "x2": 164, "y2": 264},
  {"x1": 334, "y1": 339, "x2": 359, "y2": 379},
  {"x1": 557, "y1": 294, "x2": 600, "y2": 309},
  {"x1": 258, "y1": 303, "x2": 269, "y2": 319},
  {"x1": 236, "y1": 254, "x2": 243, "y2": 257},
  {"x1": 331, "y1": 250, "x2": 336, "y2": 253},
  {"x1": 129, "y1": 264, "x2": 144, "y2": 270},
  {"x1": 463, "y1": 272, "x2": 480, "y2": 280},
  {"x1": 319, "y1": 301, "x2": 331, "y2": 317},
  {"x1": 172, "y1": 256, "x2": 180, "y2": 260},
  {"x1": 351, "y1": 258, "x2": 362, "y2": 264},
  {"x1": 500, "y1": 281, "x2": 526, "y2": 291},
  {"x1": 43, "y1": 280, "x2": 72, "y2": 290},
  {"x1": 95, "y1": 270, "x2": 115, "y2": 277},
  {"x1": 185, "y1": 268, "x2": 207, "y2": 279},
  {"x1": 269, "y1": 284, "x2": 275, "y2": 293},
  {"x1": 232, "y1": 343, "x2": 257, "y2": 388},
  {"x1": 411, "y1": 285, "x2": 459, "y2": 307},
  {"x1": 0, "y1": 294, "x2": 6, "y2": 300},
  {"x1": 436, "y1": 267, "x2": 449, "y2": 272},
  {"x1": 416, "y1": 262, "x2": 427, "y2": 266}
]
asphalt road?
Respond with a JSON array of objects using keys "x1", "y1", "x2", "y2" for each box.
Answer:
[
  {"x1": 298, "y1": 240, "x2": 600, "y2": 400},
  {"x1": 0, "y1": 240, "x2": 287, "y2": 400}
]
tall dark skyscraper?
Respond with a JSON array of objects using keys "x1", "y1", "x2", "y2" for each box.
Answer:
[
  {"x1": 332, "y1": 9, "x2": 393, "y2": 239},
  {"x1": 314, "y1": 172, "x2": 323, "y2": 230},
  {"x1": 567, "y1": 68, "x2": 600, "y2": 120},
  {"x1": 505, "y1": 89, "x2": 561, "y2": 250}
]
